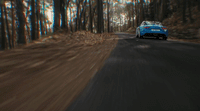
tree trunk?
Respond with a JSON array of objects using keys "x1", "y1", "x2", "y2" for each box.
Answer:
[
  {"x1": 139, "y1": 0, "x2": 144, "y2": 24},
  {"x1": 157, "y1": 0, "x2": 161, "y2": 21},
  {"x1": 40, "y1": 16, "x2": 44, "y2": 35},
  {"x1": 61, "y1": 0, "x2": 66, "y2": 29},
  {"x1": 4, "y1": 4, "x2": 12, "y2": 48},
  {"x1": 134, "y1": 0, "x2": 137, "y2": 27},
  {"x1": 31, "y1": 0, "x2": 36, "y2": 40},
  {"x1": 97, "y1": 0, "x2": 102, "y2": 33},
  {"x1": 97, "y1": 0, "x2": 100, "y2": 33},
  {"x1": 83, "y1": 0, "x2": 87, "y2": 30},
  {"x1": 198, "y1": 0, "x2": 200, "y2": 11},
  {"x1": 101, "y1": 0, "x2": 104, "y2": 32},
  {"x1": 36, "y1": 0, "x2": 40, "y2": 38},
  {"x1": 120, "y1": 16, "x2": 121, "y2": 31},
  {"x1": 176, "y1": 0, "x2": 180, "y2": 9},
  {"x1": 164, "y1": 0, "x2": 167, "y2": 19},
  {"x1": 153, "y1": 0, "x2": 156, "y2": 21},
  {"x1": 26, "y1": 0, "x2": 31, "y2": 41},
  {"x1": 97, "y1": 0, "x2": 103, "y2": 33},
  {"x1": 131, "y1": 0, "x2": 134, "y2": 27},
  {"x1": 1, "y1": 5, "x2": 7, "y2": 50},
  {"x1": 69, "y1": 5, "x2": 73, "y2": 32},
  {"x1": 11, "y1": 0, "x2": 15, "y2": 48},
  {"x1": 78, "y1": 8, "x2": 83, "y2": 30},
  {"x1": 107, "y1": 0, "x2": 110, "y2": 32},
  {"x1": 182, "y1": 0, "x2": 186, "y2": 23},
  {"x1": 76, "y1": 1, "x2": 80, "y2": 31},
  {"x1": 0, "y1": 5, "x2": 2, "y2": 50},
  {"x1": 66, "y1": 0, "x2": 70, "y2": 31},
  {"x1": 39, "y1": 1, "x2": 44, "y2": 36},
  {"x1": 43, "y1": 0, "x2": 47, "y2": 34},
  {"x1": 128, "y1": 11, "x2": 131, "y2": 28},
  {"x1": 16, "y1": 0, "x2": 26, "y2": 44},
  {"x1": 188, "y1": 0, "x2": 193, "y2": 23},
  {"x1": 159, "y1": 0, "x2": 163, "y2": 21},
  {"x1": 54, "y1": 0, "x2": 60, "y2": 32},
  {"x1": 89, "y1": 0, "x2": 93, "y2": 32}
]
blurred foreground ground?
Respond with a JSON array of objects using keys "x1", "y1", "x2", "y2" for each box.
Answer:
[{"x1": 0, "y1": 31, "x2": 118, "y2": 111}]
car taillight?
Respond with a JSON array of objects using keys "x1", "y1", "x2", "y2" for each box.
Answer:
[
  {"x1": 162, "y1": 27, "x2": 167, "y2": 31},
  {"x1": 144, "y1": 27, "x2": 150, "y2": 29}
]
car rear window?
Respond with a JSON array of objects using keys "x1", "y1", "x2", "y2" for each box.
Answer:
[{"x1": 145, "y1": 21, "x2": 162, "y2": 25}]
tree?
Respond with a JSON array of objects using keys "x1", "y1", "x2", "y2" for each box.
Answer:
[
  {"x1": 153, "y1": 0, "x2": 157, "y2": 21},
  {"x1": 66, "y1": 0, "x2": 70, "y2": 31},
  {"x1": 16, "y1": 0, "x2": 26, "y2": 44},
  {"x1": 54, "y1": 0, "x2": 61, "y2": 32},
  {"x1": 107, "y1": 0, "x2": 110, "y2": 32},
  {"x1": 89, "y1": 0, "x2": 93, "y2": 32},
  {"x1": 4, "y1": 3, "x2": 12, "y2": 48},
  {"x1": 26, "y1": 0, "x2": 31, "y2": 40},
  {"x1": 182, "y1": 0, "x2": 186, "y2": 23},
  {"x1": 76, "y1": 0, "x2": 80, "y2": 31},
  {"x1": 97, "y1": 0, "x2": 103, "y2": 33},
  {"x1": 1, "y1": 4, "x2": 7, "y2": 50},
  {"x1": 31, "y1": 0, "x2": 36, "y2": 40},
  {"x1": 12, "y1": 0, "x2": 15, "y2": 48},
  {"x1": 61, "y1": 0, "x2": 66, "y2": 29},
  {"x1": 131, "y1": 0, "x2": 134, "y2": 27},
  {"x1": 43, "y1": 0, "x2": 48, "y2": 34},
  {"x1": 36, "y1": 0, "x2": 40, "y2": 38},
  {"x1": 188, "y1": 0, "x2": 193, "y2": 23},
  {"x1": 82, "y1": 0, "x2": 87, "y2": 30},
  {"x1": 39, "y1": 1, "x2": 44, "y2": 36},
  {"x1": 134, "y1": 0, "x2": 138, "y2": 27}
]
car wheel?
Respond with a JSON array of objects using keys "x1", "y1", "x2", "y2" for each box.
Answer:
[
  {"x1": 136, "y1": 33, "x2": 138, "y2": 38},
  {"x1": 163, "y1": 36, "x2": 167, "y2": 40},
  {"x1": 139, "y1": 31, "x2": 143, "y2": 39}
]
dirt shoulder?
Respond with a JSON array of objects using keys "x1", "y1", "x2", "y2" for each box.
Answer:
[{"x1": 0, "y1": 31, "x2": 118, "y2": 111}]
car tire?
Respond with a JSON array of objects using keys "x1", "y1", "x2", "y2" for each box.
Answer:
[
  {"x1": 139, "y1": 31, "x2": 143, "y2": 39},
  {"x1": 163, "y1": 36, "x2": 167, "y2": 40},
  {"x1": 136, "y1": 34, "x2": 138, "y2": 38},
  {"x1": 136, "y1": 30, "x2": 139, "y2": 38}
]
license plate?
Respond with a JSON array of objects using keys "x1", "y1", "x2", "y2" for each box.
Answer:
[{"x1": 151, "y1": 29, "x2": 160, "y2": 31}]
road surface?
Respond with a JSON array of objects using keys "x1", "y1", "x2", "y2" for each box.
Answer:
[{"x1": 66, "y1": 33, "x2": 200, "y2": 111}]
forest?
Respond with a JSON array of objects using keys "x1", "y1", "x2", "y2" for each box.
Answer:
[
  {"x1": 0, "y1": 0, "x2": 200, "y2": 50},
  {"x1": 1, "y1": 1, "x2": 200, "y2": 110}
]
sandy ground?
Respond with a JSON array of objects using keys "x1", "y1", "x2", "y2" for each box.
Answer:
[{"x1": 0, "y1": 32, "x2": 118, "y2": 111}]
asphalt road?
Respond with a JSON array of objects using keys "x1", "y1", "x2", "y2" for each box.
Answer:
[{"x1": 66, "y1": 33, "x2": 200, "y2": 111}]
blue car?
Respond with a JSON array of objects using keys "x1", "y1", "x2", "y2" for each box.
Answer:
[{"x1": 136, "y1": 21, "x2": 168, "y2": 40}]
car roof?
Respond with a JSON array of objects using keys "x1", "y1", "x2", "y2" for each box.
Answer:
[{"x1": 143, "y1": 21, "x2": 161, "y2": 23}]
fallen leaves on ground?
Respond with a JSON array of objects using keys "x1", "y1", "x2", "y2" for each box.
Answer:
[
  {"x1": 162, "y1": 6, "x2": 200, "y2": 40},
  {"x1": 0, "y1": 31, "x2": 118, "y2": 111}
]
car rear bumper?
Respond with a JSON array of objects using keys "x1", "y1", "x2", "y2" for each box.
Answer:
[
  {"x1": 140, "y1": 31, "x2": 168, "y2": 37},
  {"x1": 143, "y1": 33, "x2": 167, "y2": 37}
]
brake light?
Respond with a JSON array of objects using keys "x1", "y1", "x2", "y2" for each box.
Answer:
[
  {"x1": 144, "y1": 27, "x2": 150, "y2": 29},
  {"x1": 162, "y1": 27, "x2": 167, "y2": 32}
]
